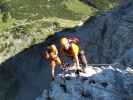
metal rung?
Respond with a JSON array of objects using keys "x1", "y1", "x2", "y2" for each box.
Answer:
[
  {"x1": 87, "y1": 64, "x2": 112, "y2": 66},
  {"x1": 79, "y1": 64, "x2": 112, "y2": 67}
]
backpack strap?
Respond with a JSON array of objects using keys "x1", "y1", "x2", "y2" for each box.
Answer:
[{"x1": 68, "y1": 37, "x2": 80, "y2": 45}]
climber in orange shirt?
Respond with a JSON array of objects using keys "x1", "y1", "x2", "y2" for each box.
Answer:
[{"x1": 42, "y1": 44, "x2": 63, "y2": 80}]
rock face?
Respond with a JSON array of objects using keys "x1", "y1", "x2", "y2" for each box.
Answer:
[
  {"x1": 0, "y1": 0, "x2": 133, "y2": 100},
  {"x1": 75, "y1": 0, "x2": 133, "y2": 67},
  {"x1": 0, "y1": 39, "x2": 53, "y2": 100},
  {"x1": 36, "y1": 0, "x2": 133, "y2": 99},
  {"x1": 36, "y1": 66, "x2": 133, "y2": 100}
]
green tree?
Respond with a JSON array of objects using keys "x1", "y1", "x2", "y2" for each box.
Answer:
[{"x1": 0, "y1": 0, "x2": 11, "y2": 22}]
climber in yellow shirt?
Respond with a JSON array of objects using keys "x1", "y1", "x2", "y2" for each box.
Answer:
[{"x1": 60, "y1": 37, "x2": 83, "y2": 72}]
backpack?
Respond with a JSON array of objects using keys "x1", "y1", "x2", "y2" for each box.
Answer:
[{"x1": 68, "y1": 36, "x2": 80, "y2": 45}]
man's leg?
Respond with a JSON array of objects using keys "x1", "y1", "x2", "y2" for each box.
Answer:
[{"x1": 50, "y1": 60, "x2": 56, "y2": 80}]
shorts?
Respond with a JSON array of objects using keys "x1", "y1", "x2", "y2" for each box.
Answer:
[{"x1": 49, "y1": 56, "x2": 61, "y2": 65}]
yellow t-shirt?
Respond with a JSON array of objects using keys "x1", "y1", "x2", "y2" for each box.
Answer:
[{"x1": 61, "y1": 43, "x2": 79, "y2": 57}]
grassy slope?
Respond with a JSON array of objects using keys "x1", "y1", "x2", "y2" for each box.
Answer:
[
  {"x1": 0, "y1": 0, "x2": 93, "y2": 63},
  {"x1": 9, "y1": 0, "x2": 92, "y2": 20}
]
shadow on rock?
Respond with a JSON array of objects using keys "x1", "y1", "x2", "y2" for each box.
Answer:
[{"x1": 0, "y1": 34, "x2": 62, "y2": 100}]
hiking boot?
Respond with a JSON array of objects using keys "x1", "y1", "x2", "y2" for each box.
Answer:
[
  {"x1": 52, "y1": 76, "x2": 55, "y2": 80},
  {"x1": 75, "y1": 69, "x2": 80, "y2": 76}
]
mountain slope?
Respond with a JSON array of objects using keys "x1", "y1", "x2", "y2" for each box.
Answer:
[
  {"x1": 0, "y1": 0, "x2": 132, "y2": 100},
  {"x1": 36, "y1": 66, "x2": 133, "y2": 100},
  {"x1": 75, "y1": 0, "x2": 133, "y2": 67}
]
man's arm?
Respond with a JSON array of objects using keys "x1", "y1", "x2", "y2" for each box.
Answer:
[
  {"x1": 71, "y1": 43, "x2": 80, "y2": 69},
  {"x1": 75, "y1": 55, "x2": 80, "y2": 69},
  {"x1": 42, "y1": 50, "x2": 49, "y2": 60},
  {"x1": 60, "y1": 47, "x2": 66, "y2": 69}
]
